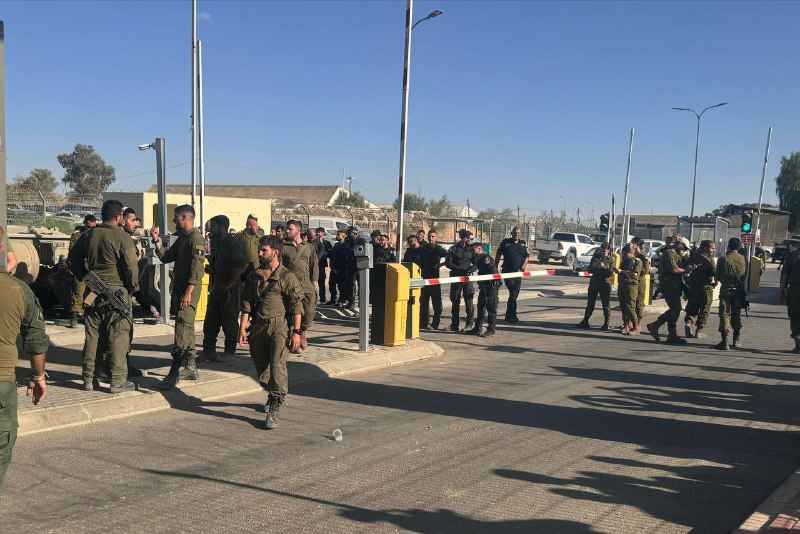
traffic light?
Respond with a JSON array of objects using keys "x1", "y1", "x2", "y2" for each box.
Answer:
[
  {"x1": 599, "y1": 213, "x2": 609, "y2": 232},
  {"x1": 741, "y1": 212, "x2": 753, "y2": 233}
]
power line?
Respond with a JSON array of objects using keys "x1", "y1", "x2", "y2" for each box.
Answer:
[
  {"x1": 117, "y1": 161, "x2": 191, "y2": 181},
  {"x1": 205, "y1": 158, "x2": 340, "y2": 182}
]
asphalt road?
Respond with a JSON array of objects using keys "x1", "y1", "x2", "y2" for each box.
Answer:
[{"x1": 2, "y1": 269, "x2": 799, "y2": 533}]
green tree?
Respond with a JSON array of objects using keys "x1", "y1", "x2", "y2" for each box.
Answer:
[
  {"x1": 392, "y1": 193, "x2": 427, "y2": 211},
  {"x1": 8, "y1": 168, "x2": 59, "y2": 199},
  {"x1": 57, "y1": 144, "x2": 116, "y2": 197},
  {"x1": 477, "y1": 207, "x2": 516, "y2": 221},
  {"x1": 426, "y1": 194, "x2": 454, "y2": 217},
  {"x1": 334, "y1": 190, "x2": 368, "y2": 208},
  {"x1": 776, "y1": 152, "x2": 800, "y2": 231}
]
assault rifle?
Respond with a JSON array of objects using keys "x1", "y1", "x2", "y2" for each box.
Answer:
[{"x1": 82, "y1": 271, "x2": 132, "y2": 322}]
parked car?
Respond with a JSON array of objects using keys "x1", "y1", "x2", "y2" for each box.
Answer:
[
  {"x1": 533, "y1": 232, "x2": 596, "y2": 267},
  {"x1": 772, "y1": 239, "x2": 800, "y2": 263},
  {"x1": 573, "y1": 246, "x2": 599, "y2": 273},
  {"x1": 308, "y1": 216, "x2": 352, "y2": 243}
]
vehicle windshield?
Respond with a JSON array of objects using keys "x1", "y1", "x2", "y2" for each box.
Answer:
[
  {"x1": 583, "y1": 246, "x2": 599, "y2": 257},
  {"x1": 335, "y1": 222, "x2": 349, "y2": 230},
  {"x1": 552, "y1": 232, "x2": 574, "y2": 241}
]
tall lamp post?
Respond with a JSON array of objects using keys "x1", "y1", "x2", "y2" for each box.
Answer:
[
  {"x1": 394, "y1": 1, "x2": 443, "y2": 261},
  {"x1": 585, "y1": 201, "x2": 594, "y2": 224},
  {"x1": 672, "y1": 102, "x2": 728, "y2": 242}
]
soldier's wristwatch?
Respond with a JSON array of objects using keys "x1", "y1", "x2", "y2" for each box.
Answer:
[{"x1": 292, "y1": 329, "x2": 303, "y2": 335}]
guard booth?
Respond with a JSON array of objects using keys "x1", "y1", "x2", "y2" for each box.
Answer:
[{"x1": 370, "y1": 262, "x2": 420, "y2": 346}]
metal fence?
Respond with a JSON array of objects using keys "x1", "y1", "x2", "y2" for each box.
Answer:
[{"x1": 7, "y1": 190, "x2": 102, "y2": 234}]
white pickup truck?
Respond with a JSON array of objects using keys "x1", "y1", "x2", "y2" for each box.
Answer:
[{"x1": 533, "y1": 232, "x2": 596, "y2": 266}]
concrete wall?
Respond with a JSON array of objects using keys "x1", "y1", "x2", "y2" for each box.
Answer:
[{"x1": 103, "y1": 192, "x2": 272, "y2": 234}]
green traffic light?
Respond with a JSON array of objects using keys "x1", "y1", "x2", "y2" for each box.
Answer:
[{"x1": 742, "y1": 223, "x2": 751, "y2": 232}]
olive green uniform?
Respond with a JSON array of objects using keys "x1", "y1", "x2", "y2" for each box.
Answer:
[
  {"x1": 0, "y1": 268, "x2": 49, "y2": 488},
  {"x1": 235, "y1": 228, "x2": 261, "y2": 280},
  {"x1": 655, "y1": 248, "x2": 684, "y2": 333},
  {"x1": 281, "y1": 240, "x2": 319, "y2": 331},
  {"x1": 617, "y1": 257, "x2": 642, "y2": 326},
  {"x1": 581, "y1": 253, "x2": 615, "y2": 324},
  {"x1": 782, "y1": 250, "x2": 800, "y2": 338},
  {"x1": 241, "y1": 265, "x2": 304, "y2": 399},
  {"x1": 716, "y1": 250, "x2": 746, "y2": 335},
  {"x1": 156, "y1": 229, "x2": 207, "y2": 365},
  {"x1": 634, "y1": 251, "x2": 650, "y2": 323},
  {"x1": 203, "y1": 234, "x2": 246, "y2": 355},
  {"x1": 68, "y1": 224, "x2": 139, "y2": 386},
  {"x1": 685, "y1": 252, "x2": 716, "y2": 330},
  {"x1": 68, "y1": 229, "x2": 87, "y2": 314}
]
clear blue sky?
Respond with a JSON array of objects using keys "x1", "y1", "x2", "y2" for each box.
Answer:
[{"x1": 2, "y1": 0, "x2": 798, "y2": 219}]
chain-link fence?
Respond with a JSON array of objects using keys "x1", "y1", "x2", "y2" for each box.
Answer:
[{"x1": 7, "y1": 190, "x2": 102, "y2": 235}]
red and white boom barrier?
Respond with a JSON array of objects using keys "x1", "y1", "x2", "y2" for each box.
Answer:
[{"x1": 409, "y1": 269, "x2": 556, "y2": 289}]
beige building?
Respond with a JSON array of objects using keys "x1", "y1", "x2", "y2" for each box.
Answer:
[{"x1": 103, "y1": 191, "x2": 271, "y2": 234}]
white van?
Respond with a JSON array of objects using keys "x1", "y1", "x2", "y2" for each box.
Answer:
[{"x1": 308, "y1": 216, "x2": 352, "y2": 243}]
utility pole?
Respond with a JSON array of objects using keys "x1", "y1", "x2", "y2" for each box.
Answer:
[
  {"x1": 190, "y1": 0, "x2": 197, "y2": 208},
  {"x1": 517, "y1": 205, "x2": 520, "y2": 225},
  {"x1": 0, "y1": 21, "x2": 5, "y2": 272}
]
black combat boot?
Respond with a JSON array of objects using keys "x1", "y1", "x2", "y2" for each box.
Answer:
[
  {"x1": 714, "y1": 332, "x2": 729, "y2": 351},
  {"x1": 731, "y1": 329, "x2": 741, "y2": 348},
  {"x1": 180, "y1": 355, "x2": 199, "y2": 380},
  {"x1": 265, "y1": 396, "x2": 283, "y2": 430},
  {"x1": 575, "y1": 315, "x2": 591, "y2": 329},
  {"x1": 646, "y1": 319, "x2": 664, "y2": 342},
  {"x1": 467, "y1": 320, "x2": 482, "y2": 336},
  {"x1": 109, "y1": 381, "x2": 138, "y2": 394},
  {"x1": 482, "y1": 318, "x2": 496, "y2": 338},
  {"x1": 69, "y1": 312, "x2": 78, "y2": 329},
  {"x1": 793, "y1": 337, "x2": 800, "y2": 354},
  {"x1": 684, "y1": 320, "x2": 694, "y2": 338},
  {"x1": 159, "y1": 357, "x2": 182, "y2": 391},
  {"x1": 600, "y1": 320, "x2": 610, "y2": 331}
]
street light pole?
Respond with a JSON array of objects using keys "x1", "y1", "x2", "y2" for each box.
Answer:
[
  {"x1": 672, "y1": 102, "x2": 728, "y2": 242},
  {"x1": 394, "y1": 1, "x2": 443, "y2": 262},
  {"x1": 585, "y1": 201, "x2": 594, "y2": 224}
]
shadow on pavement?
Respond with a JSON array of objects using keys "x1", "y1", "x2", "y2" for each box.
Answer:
[{"x1": 143, "y1": 469, "x2": 602, "y2": 534}]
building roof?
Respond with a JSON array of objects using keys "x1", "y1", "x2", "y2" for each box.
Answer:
[{"x1": 148, "y1": 184, "x2": 347, "y2": 206}]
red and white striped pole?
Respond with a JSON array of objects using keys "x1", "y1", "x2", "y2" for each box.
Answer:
[
  {"x1": 394, "y1": 0, "x2": 414, "y2": 261},
  {"x1": 409, "y1": 269, "x2": 557, "y2": 288}
]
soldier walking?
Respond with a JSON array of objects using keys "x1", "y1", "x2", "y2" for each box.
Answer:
[
  {"x1": 239, "y1": 236, "x2": 304, "y2": 429},
  {"x1": 576, "y1": 243, "x2": 614, "y2": 330},
  {"x1": 150, "y1": 205, "x2": 207, "y2": 390},
  {"x1": 617, "y1": 244, "x2": 642, "y2": 335},
  {"x1": 282, "y1": 220, "x2": 319, "y2": 351},
  {"x1": 715, "y1": 237, "x2": 747, "y2": 350},
  {"x1": 780, "y1": 242, "x2": 800, "y2": 352},
  {"x1": 0, "y1": 224, "x2": 49, "y2": 489},
  {"x1": 646, "y1": 237, "x2": 689, "y2": 344},
  {"x1": 69, "y1": 200, "x2": 139, "y2": 392},
  {"x1": 67, "y1": 214, "x2": 97, "y2": 328},
  {"x1": 467, "y1": 242, "x2": 500, "y2": 337},
  {"x1": 495, "y1": 226, "x2": 529, "y2": 324},
  {"x1": 684, "y1": 240, "x2": 717, "y2": 339},
  {"x1": 631, "y1": 237, "x2": 651, "y2": 328},
  {"x1": 419, "y1": 229, "x2": 447, "y2": 330},
  {"x1": 446, "y1": 229, "x2": 477, "y2": 332},
  {"x1": 202, "y1": 215, "x2": 245, "y2": 362}
]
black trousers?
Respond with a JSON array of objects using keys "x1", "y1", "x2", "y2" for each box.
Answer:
[
  {"x1": 583, "y1": 277, "x2": 611, "y2": 321},
  {"x1": 504, "y1": 277, "x2": 522, "y2": 319},
  {"x1": 450, "y1": 281, "x2": 475, "y2": 327},
  {"x1": 420, "y1": 285, "x2": 443, "y2": 328},
  {"x1": 317, "y1": 262, "x2": 327, "y2": 302},
  {"x1": 477, "y1": 284, "x2": 499, "y2": 329}
]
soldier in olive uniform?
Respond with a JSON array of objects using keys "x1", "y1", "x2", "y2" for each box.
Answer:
[
  {"x1": 239, "y1": 235, "x2": 304, "y2": 429},
  {"x1": 0, "y1": 224, "x2": 49, "y2": 489},
  {"x1": 467, "y1": 242, "x2": 500, "y2": 337},
  {"x1": 419, "y1": 229, "x2": 448, "y2": 330},
  {"x1": 617, "y1": 244, "x2": 642, "y2": 335},
  {"x1": 67, "y1": 214, "x2": 97, "y2": 328},
  {"x1": 684, "y1": 240, "x2": 717, "y2": 339},
  {"x1": 446, "y1": 229, "x2": 477, "y2": 332},
  {"x1": 495, "y1": 226, "x2": 529, "y2": 324},
  {"x1": 646, "y1": 237, "x2": 689, "y2": 344},
  {"x1": 631, "y1": 237, "x2": 650, "y2": 326},
  {"x1": 780, "y1": 242, "x2": 800, "y2": 353},
  {"x1": 236, "y1": 215, "x2": 262, "y2": 283},
  {"x1": 68, "y1": 200, "x2": 139, "y2": 392},
  {"x1": 202, "y1": 215, "x2": 246, "y2": 362},
  {"x1": 715, "y1": 237, "x2": 747, "y2": 350},
  {"x1": 282, "y1": 220, "x2": 319, "y2": 351},
  {"x1": 150, "y1": 204, "x2": 207, "y2": 390},
  {"x1": 576, "y1": 242, "x2": 615, "y2": 330}
]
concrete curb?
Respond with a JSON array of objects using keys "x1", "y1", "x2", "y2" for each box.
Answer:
[
  {"x1": 733, "y1": 470, "x2": 800, "y2": 533},
  {"x1": 17, "y1": 340, "x2": 444, "y2": 436}
]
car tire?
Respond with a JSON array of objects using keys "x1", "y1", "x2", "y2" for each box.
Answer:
[
  {"x1": 563, "y1": 251, "x2": 576, "y2": 267},
  {"x1": 539, "y1": 254, "x2": 549, "y2": 264}
]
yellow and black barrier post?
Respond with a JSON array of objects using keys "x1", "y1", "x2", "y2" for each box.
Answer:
[{"x1": 403, "y1": 262, "x2": 421, "y2": 340}]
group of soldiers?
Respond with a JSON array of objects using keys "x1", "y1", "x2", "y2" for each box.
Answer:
[{"x1": 577, "y1": 234, "x2": 749, "y2": 349}]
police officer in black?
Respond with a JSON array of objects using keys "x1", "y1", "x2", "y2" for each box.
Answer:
[
  {"x1": 371, "y1": 230, "x2": 395, "y2": 264},
  {"x1": 467, "y1": 242, "x2": 500, "y2": 338},
  {"x1": 402, "y1": 235, "x2": 423, "y2": 265},
  {"x1": 495, "y1": 226, "x2": 529, "y2": 323},
  {"x1": 446, "y1": 229, "x2": 477, "y2": 332},
  {"x1": 419, "y1": 229, "x2": 448, "y2": 330},
  {"x1": 328, "y1": 230, "x2": 347, "y2": 305}
]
